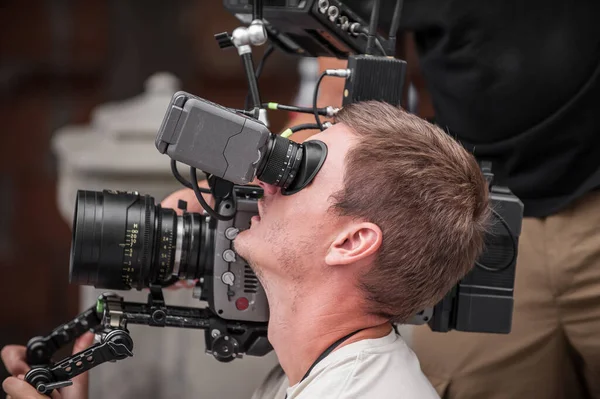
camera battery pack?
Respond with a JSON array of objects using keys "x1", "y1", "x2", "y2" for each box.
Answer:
[{"x1": 342, "y1": 55, "x2": 407, "y2": 107}]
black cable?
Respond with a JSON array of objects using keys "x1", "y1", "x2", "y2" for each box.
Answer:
[
  {"x1": 171, "y1": 159, "x2": 192, "y2": 189},
  {"x1": 190, "y1": 167, "x2": 234, "y2": 221},
  {"x1": 170, "y1": 159, "x2": 211, "y2": 193},
  {"x1": 244, "y1": 44, "x2": 274, "y2": 111},
  {"x1": 388, "y1": 0, "x2": 404, "y2": 57},
  {"x1": 281, "y1": 123, "x2": 323, "y2": 138},
  {"x1": 475, "y1": 209, "x2": 518, "y2": 273},
  {"x1": 255, "y1": 44, "x2": 274, "y2": 79},
  {"x1": 313, "y1": 71, "x2": 328, "y2": 130},
  {"x1": 365, "y1": 0, "x2": 381, "y2": 55},
  {"x1": 264, "y1": 103, "x2": 329, "y2": 116},
  {"x1": 291, "y1": 123, "x2": 321, "y2": 133}
]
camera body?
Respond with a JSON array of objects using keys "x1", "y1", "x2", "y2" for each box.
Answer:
[
  {"x1": 202, "y1": 186, "x2": 269, "y2": 323},
  {"x1": 155, "y1": 93, "x2": 271, "y2": 186}
]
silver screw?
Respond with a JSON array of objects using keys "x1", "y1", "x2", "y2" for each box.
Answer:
[
  {"x1": 211, "y1": 329, "x2": 220, "y2": 338},
  {"x1": 327, "y1": 6, "x2": 339, "y2": 22},
  {"x1": 318, "y1": 0, "x2": 329, "y2": 13},
  {"x1": 338, "y1": 16, "x2": 349, "y2": 31}
]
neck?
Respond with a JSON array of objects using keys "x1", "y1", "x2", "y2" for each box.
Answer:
[{"x1": 264, "y1": 276, "x2": 391, "y2": 386}]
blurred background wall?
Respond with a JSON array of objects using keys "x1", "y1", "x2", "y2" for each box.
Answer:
[{"x1": 0, "y1": 1, "x2": 300, "y2": 398}]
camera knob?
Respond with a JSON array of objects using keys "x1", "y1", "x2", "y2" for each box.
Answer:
[
  {"x1": 223, "y1": 249, "x2": 237, "y2": 263},
  {"x1": 221, "y1": 271, "x2": 235, "y2": 286},
  {"x1": 327, "y1": 6, "x2": 339, "y2": 22},
  {"x1": 225, "y1": 228, "x2": 239, "y2": 240},
  {"x1": 211, "y1": 335, "x2": 240, "y2": 362}
]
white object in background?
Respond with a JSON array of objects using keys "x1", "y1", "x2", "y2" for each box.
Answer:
[
  {"x1": 292, "y1": 58, "x2": 319, "y2": 107},
  {"x1": 53, "y1": 72, "x2": 184, "y2": 221},
  {"x1": 52, "y1": 72, "x2": 278, "y2": 399}
]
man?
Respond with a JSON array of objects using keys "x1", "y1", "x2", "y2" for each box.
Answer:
[
  {"x1": 233, "y1": 102, "x2": 490, "y2": 398},
  {"x1": 2, "y1": 101, "x2": 491, "y2": 398},
  {"x1": 276, "y1": 1, "x2": 600, "y2": 397}
]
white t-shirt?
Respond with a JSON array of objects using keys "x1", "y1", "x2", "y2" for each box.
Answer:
[{"x1": 285, "y1": 330, "x2": 440, "y2": 399}]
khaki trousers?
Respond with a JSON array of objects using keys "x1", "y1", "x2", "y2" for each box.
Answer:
[{"x1": 412, "y1": 189, "x2": 600, "y2": 398}]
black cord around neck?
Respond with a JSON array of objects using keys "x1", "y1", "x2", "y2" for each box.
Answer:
[{"x1": 284, "y1": 328, "x2": 365, "y2": 398}]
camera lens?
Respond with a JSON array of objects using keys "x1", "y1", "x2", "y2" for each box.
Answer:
[
  {"x1": 256, "y1": 135, "x2": 303, "y2": 189},
  {"x1": 69, "y1": 190, "x2": 209, "y2": 290}
]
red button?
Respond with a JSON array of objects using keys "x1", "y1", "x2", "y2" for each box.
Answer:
[{"x1": 235, "y1": 297, "x2": 249, "y2": 311}]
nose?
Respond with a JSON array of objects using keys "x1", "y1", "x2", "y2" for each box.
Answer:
[{"x1": 258, "y1": 180, "x2": 279, "y2": 196}]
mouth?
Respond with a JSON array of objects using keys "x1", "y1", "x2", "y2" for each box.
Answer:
[
  {"x1": 251, "y1": 200, "x2": 264, "y2": 226},
  {"x1": 249, "y1": 200, "x2": 261, "y2": 225}
]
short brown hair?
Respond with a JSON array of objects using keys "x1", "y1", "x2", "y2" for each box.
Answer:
[{"x1": 331, "y1": 101, "x2": 491, "y2": 323}]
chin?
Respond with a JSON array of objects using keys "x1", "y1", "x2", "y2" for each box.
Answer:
[
  {"x1": 233, "y1": 230, "x2": 252, "y2": 260},
  {"x1": 233, "y1": 230, "x2": 267, "y2": 275}
]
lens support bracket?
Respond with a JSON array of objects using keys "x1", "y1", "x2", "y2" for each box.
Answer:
[{"x1": 23, "y1": 287, "x2": 270, "y2": 396}]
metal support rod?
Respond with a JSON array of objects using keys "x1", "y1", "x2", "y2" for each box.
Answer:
[
  {"x1": 253, "y1": 0, "x2": 263, "y2": 20},
  {"x1": 241, "y1": 52, "x2": 262, "y2": 115}
]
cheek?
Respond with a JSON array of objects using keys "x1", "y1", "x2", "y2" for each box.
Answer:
[
  {"x1": 286, "y1": 207, "x2": 337, "y2": 249},
  {"x1": 263, "y1": 192, "x2": 333, "y2": 242}
]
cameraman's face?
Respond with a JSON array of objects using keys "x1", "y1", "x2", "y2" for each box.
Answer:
[{"x1": 234, "y1": 124, "x2": 357, "y2": 282}]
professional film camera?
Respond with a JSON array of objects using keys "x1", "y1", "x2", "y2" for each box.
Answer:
[{"x1": 22, "y1": 0, "x2": 524, "y2": 395}]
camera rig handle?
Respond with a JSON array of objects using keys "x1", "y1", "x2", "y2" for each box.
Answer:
[
  {"x1": 26, "y1": 304, "x2": 104, "y2": 367},
  {"x1": 25, "y1": 329, "x2": 134, "y2": 395},
  {"x1": 24, "y1": 287, "x2": 270, "y2": 396}
]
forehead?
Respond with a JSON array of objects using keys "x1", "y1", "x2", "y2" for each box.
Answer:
[{"x1": 305, "y1": 123, "x2": 358, "y2": 190}]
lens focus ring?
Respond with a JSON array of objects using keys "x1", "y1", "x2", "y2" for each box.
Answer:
[{"x1": 259, "y1": 135, "x2": 301, "y2": 188}]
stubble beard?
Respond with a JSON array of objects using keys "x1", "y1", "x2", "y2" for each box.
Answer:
[{"x1": 234, "y1": 219, "x2": 313, "y2": 314}]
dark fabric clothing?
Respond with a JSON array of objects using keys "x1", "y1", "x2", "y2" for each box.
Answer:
[{"x1": 350, "y1": 0, "x2": 600, "y2": 217}]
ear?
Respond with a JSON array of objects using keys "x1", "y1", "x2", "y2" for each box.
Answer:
[{"x1": 325, "y1": 222, "x2": 383, "y2": 266}]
